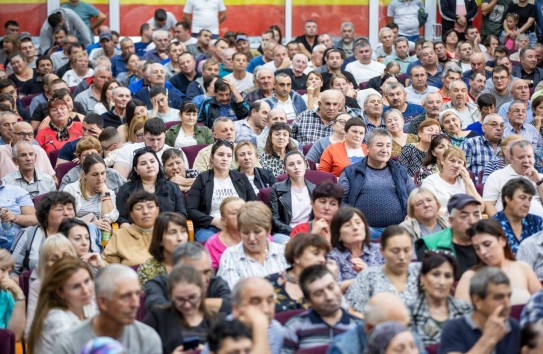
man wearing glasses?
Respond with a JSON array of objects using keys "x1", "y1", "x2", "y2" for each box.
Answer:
[
  {"x1": 460, "y1": 113, "x2": 504, "y2": 183},
  {"x1": 488, "y1": 65, "x2": 514, "y2": 111},
  {"x1": 0, "y1": 120, "x2": 55, "y2": 180}
]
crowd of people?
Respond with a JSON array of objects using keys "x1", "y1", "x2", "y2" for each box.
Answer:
[{"x1": 4, "y1": 0, "x2": 543, "y2": 353}]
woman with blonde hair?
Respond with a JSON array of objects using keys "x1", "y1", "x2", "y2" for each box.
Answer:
[
  {"x1": 28, "y1": 257, "x2": 96, "y2": 354},
  {"x1": 24, "y1": 234, "x2": 79, "y2": 340},
  {"x1": 421, "y1": 146, "x2": 483, "y2": 215},
  {"x1": 400, "y1": 187, "x2": 449, "y2": 241},
  {"x1": 126, "y1": 114, "x2": 147, "y2": 143},
  {"x1": 62, "y1": 51, "x2": 93, "y2": 87}
]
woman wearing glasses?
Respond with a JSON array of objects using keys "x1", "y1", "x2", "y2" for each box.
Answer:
[
  {"x1": 144, "y1": 264, "x2": 220, "y2": 354},
  {"x1": 187, "y1": 140, "x2": 257, "y2": 242},
  {"x1": 116, "y1": 147, "x2": 186, "y2": 228},
  {"x1": 35, "y1": 93, "x2": 83, "y2": 154},
  {"x1": 318, "y1": 117, "x2": 367, "y2": 177}
]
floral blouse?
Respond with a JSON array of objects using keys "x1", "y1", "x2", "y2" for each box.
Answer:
[
  {"x1": 398, "y1": 144, "x2": 427, "y2": 177},
  {"x1": 345, "y1": 262, "x2": 421, "y2": 312},
  {"x1": 415, "y1": 163, "x2": 440, "y2": 187},
  {"x1": 266, "y1": 271, "x2": 309, "y2": 313},
  {"x1": 391, "y1": 134, "x2": 418, "y2": 159},
  {"x1": 137, "y1": 258, "x2": 167, "y2": 286},
  {"x1": 327, "y1": 243, "x2": 384, "y2": 283}
]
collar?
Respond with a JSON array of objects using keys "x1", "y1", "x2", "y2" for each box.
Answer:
[
  {"x1": 308, "y1": 308, "x2": 351, "y2": 325},
  {"x1": 465, "y1": 313, "x2": 511, "y2": 333},
  {"x1": 13, "y1": 170, "x2": 40, "y2": 184}
]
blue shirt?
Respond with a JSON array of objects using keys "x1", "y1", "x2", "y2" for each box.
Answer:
[
  {"x1": 460, "y1": 135, "x2": 501, "y2": 181},
  {"x1": 0, "y1": 182, "x2": 34, "y2": 249},
  {"x1": 521, "y1": 289, "x2": 543, "y2": 325},
  {"x1": 247, "y1": 55, "x2": 265, "y2": 74},
  {"x1": 465, "y1": 121, "x2": 483, "y2": 135},
  {"x1": 134, "y1": 42, "x2": 150, "y2": 58},
  {"x1": 383, "y1": 103, "x2": 426, "y2": 124},
  {"x1": 110, "y1": 55, "x2": 127, "y2": 77},
  {"x1": 493, "y1": 211, "x2": 543, "y2": 255}
]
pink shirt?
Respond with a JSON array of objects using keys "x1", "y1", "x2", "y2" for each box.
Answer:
[
  {"x1": 0, "y1": 144, "x2": 55, "y2": 179},
  {"x1": 205, "y1": 232, "x2": 227, "y2": 271}
]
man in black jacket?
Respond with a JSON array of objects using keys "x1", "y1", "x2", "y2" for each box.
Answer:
[{"x1": 144, "y1": 242, "x2": 232, "y2": 314}]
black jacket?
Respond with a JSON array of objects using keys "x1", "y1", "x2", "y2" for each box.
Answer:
[
  {"x1": 269, "y1": 178, "x2": 315, "y2": 235},
  {"x1": 252, "y1": 167, "x2": 276, "y2": 190},
  {"x1": 187, "y1": 170, "x2": 257, "y2": 229},
  {"x1": 197, "y1": 97, "x2": 251, "y2": 128},
  {"x1": 144, "y1": 274, "x2": 232, "y2": 314},
  {"x1": 439, "y1": 0, "x2": 478, "y2": 33},
  {"x1": 116, "y1": 179, "x2": 186, "y2": 225}
]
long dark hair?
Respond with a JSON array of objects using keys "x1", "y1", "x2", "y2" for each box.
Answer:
[
  {"x1": 423, "y1": 134, "x2": 452, "y2": 167},
  {"x1": 418, "y1": 251, "x2": 458, "y2": 292},
  {"x1": 128, "y1": 147, "x2": 167, "y2": 184},
  {"x1": 264, "y1": 122, "x2": 296, "y2": 155},
  {"x1": 330, "y1": 206, "x2": 371, "y2": 252},
  {"x1": 99, "y1": 79, "x2": 120, "y2": 108},
  {"x1": 125, "y1": 99, "x2": 147, "y2": 128},
  {"x1": 466, "y1": 219, "x2": 515, "y2": 268},
  {"x1": 149, "y1": 212, "x2": 188, "y2": 262}
]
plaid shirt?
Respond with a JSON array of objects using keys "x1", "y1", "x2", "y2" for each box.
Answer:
[
  {"x1": 291, "y1": 109, "x2": 333, "y2": 145},
  {"x1": 460, "y1": 135, "x2": 501, "y2": 182},
  {"x1": 521, "y1": 288, "x2": 543, "y2": 326},
  {"x1": 504, "y1": 123, "x2": 543, "y2": 150},
  {"x1": 492, "y1": 211, "x2": 543, "y2": 255}
]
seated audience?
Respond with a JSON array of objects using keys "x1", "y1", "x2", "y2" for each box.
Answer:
[
  {"x1": 482, "y1": 134, "x2": 523, "y2": 183},
  {"x1": 137, "y1": 211, "x2": 188, "y2": 286},
  {"x1": 218, "y1": 201, "x2": 288, "y2": 289},
  {"x1": 399, "y1": 118, "x2": 441, "y2": 177},
  {"x1": 366, "y1": 321, "x2": 419, "y2": 354},
  {"x1": 116, "y1": 147, "x2": 186, "y2": 227},
  {"x1": 329, "y1": 206, "x2": 384, "y2": 292},
  {"x1": 36, "y1": 88, "x2": 84, "y2": 132},
  {"x1": 301, "y1": 70, "x2": 323, "y2": 110},
  {"x1": 455, "y1": 219, "x2": 541, "y2": 305},
  {"x1": 8, "y1": 52, "x2": 36, "y2": 89},
  {"x1": 93, "y1": 79, "x2": 120, "y2": 116},
  {"x1": 63, "y1": 153, "x2": 119, "y2": 232},
  {"x1": 144, "y1": 242, "x2": 232, "y2": 314},
  {"x1": 11, "y1": 191, "x2": 100, "y2": 276},
  {"x1": 270, "y1": 150, "x2": 314, "y2": 240},
  {"x1": 305, "y1": 113, "x2": 348, "y2": 166},
  {"x1": 400, "y1": 188, "x2": 449, "y2": 241},
  {"x1": 410, "y1": 251, "x2": 472, "y2": 346},
  {"x1": 266, "y1": 233, "x2": 330, "y2": 313},
  {"x1": 439, "y1": 267, "x2": 521, "y2": 354},
  {"x1": 205, "y1": 197, "x2": 245, "y2": 270},
  {"x1": 260, "y1": 122, "x2": 300, "y2": 177},
  {"x1": 440, "y1": 109, "x2": 479, "y2": 147},
  {"x1": 346, "y1": 225, "x2": 421, "y2": 312},
  {"x1": 53, "y1": 264, "x2": 162, "y2": 352},
  {"x1": 0, "y1": 250, "x2": 25, "y2": 340},
  {"x1": 102, "y1": 191, "x2": 159, "y2": 265},
  {"x1": 147, "y1": 86, "x2": 181, "y2": 123},
  {"x1": 58, "y1": 218, "x2": 106, "y2": 271},
  {"x1": 384, "y1": 108, "x2": 418, "y2": 160},
  {"x1": 421, "y1": 146, "x2": 483, "y2": 215},
  {"x1": 207, "y1": 319, "x2": 256, "y2": 354},
  {"x1": 161, "y1": 148, "x2": 197, "y2": 193},
  {"x1": 165, "y1": 101, "x2": 214, "y2": 148},
  {"x1": 519, "y1": 319, "x2": 543, "y2": 352},
  {"x1": 318, "y1": 117, "x2": 367, "y2": 177},
  {"x1": 144, "y1": 264, "x2": 220, "y2": 354},
  {"x1": 234, "y1": 140, "x2": 276, "y2": 194},
  {"x1": 28, "y1": 257, "x2": 96, "y2": 354},
  {"x1": 62, "y1": 51, "x2": 93, "y2": 87},
  {"x1": 187, "y1": 140, "x2": 257, "y2": 242},
  {"x1": 517, "y1": 229, "x2": 543, "y2": 280},
  {"x1": 415, "y1": 134, "x2": 452, "y2": 186},
  {"x1": 493, "y1": 178, "x2": 543, "y2": 255},
  {"x1": 282, "y1": 264, "x2": 358, "y2": 353},
  {"x1": 117, "y1": 99, "x2": 147, "y2": 143}
]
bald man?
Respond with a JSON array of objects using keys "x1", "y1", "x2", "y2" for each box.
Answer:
[
  {"x1": 462, "y1": 52, "x2": 492, "y2": 89},
  {"x1": 275, "y1": 53, "x2": 308, "y2": 90}
]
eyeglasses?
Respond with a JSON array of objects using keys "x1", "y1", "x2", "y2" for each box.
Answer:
[
  {"x1": 13, "y1": 132, "x2": 34, "y2": 138},
  {"x1": 334, "y1": 119, "x2": 347, "y2": 125},
  {"x1": 172, "y1": 294, "x2": 201, "y2": 306},
  {"x1": 485, "y1": 122, "x2": 505, "y2": 129},
  {"x1": 493, "y1": 76, "x2": 508, "y2": 81}
]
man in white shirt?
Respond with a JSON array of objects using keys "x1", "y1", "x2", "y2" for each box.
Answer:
[
  {"x1": 265, "y1": 73, "x2": 307, "y2": 121},
  {"x1": 183, "y1": 0, "x2": 227, "y2": 37},
  {"x1": 174, "y1": 21, "x2": 197, "y2": 46},
  {"x1": 224, "y1": 52, "x2": 253, "y2": 94},
  {"x1": 113, "y1": 118, "x2": 186, "y2": 179},
  {"x1": 235, "y1": 100, "x2": 270, "y2": 144},
  {"x1": 263, "y1": 45, "x2": 291, "y2": 73},
  {"x1": 483, "y1": 140, "x2": 543, "y2": 217},
  {"x1": 345, "y1": 40, "x2": 385, "y2": 86},
  {"x1": 147, "y1": 9, "x2": 177, "y2": 31}
]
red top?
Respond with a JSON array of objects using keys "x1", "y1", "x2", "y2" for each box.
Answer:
[{"x1": 35, "y1": 121, "x2": 83, "y2": 153}]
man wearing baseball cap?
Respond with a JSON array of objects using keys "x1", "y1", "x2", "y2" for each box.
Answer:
[
  {"x1": 415, "y1": 193, "x2": 482, "y2": 278},
  {"x1": 89, "y1": 32, "x2": 120, "y2": 65}
]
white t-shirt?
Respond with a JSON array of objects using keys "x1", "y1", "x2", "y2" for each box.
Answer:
[
  {"x1": 387, "y1": 0, "x2": 421, "y2": 36},
  {"x1": 115, "y1": 142, "x2": 188, "y2": 170},
  {"x1": 246, "y1": 174, "x2": 259, "y2": 195},
  {"x1": 148, "y1": 108, "x2": 181, "y2": 123},
  {"x1": 346, "y1": 146, "x2": 365, "y2": 165},
  {"x1": 484, "y1": 165, "x2": 543, "y2": 216},
  {"x1": 345, "y1": 60, "x2": 386, "y2": 86},
  {"x1": 290, "y1": 187, "x2": 312, "y2": 228},
  {"x1": 147, "y1": 11, "x2": 178, "y2": 31},
  {"x1": 274, "y1": 95, "x2": 296, "y2": 121},
  {"x1": 210, "y1": 177, "x2": 238, "y2": 217},
  {"x1": 183, "y1": 0, "x2": 227, "y2": 35},
  {"x1": 421, "y1": 173, "x2": 467, "y2": 214},
  {"x1": 174, "y1": 130, "x2": 198, "y2": 148},
  {"x1": 224, "y1": 72, "x2": 254, "y2": 94}
]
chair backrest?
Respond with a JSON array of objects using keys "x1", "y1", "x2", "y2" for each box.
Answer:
[
  {"x1": 55, "y1": 161, "x2": 78, "y2": 187},
  {"x1": 302, "y1": 144, "x2": 313, "y2": 156},
  {"x1": 48, "y1": 150, "x2": 60, "y2": 168},
  {"x1": 296, "y1": 345, "x2": 329, "y2": 354},
  {"x1": 180, "y1": 144, "x2": 208, "y2": 169},
  {"x1": 276, "y1": 170, "x2": 337, "y2": 185},
  {"x1": 274, "y1": 309, "x2": 305, "y2": 325},
  {"x1": 19, "y1": 270, "x2": 32, "y2": 310},
  {"x1": 21, "y1": 93, "x2": 39, "y2": 108},
  {"x1": 425, "y1": 344, "x2": 440, "y2": 354},
  {"x1": 476, "y1": 183, "x2": 484, "y2": 197},
  {"x1": 32, "y1": 193, "x2": 47, "y2": 208},
  {"x1": 258, "y1": 187, "x2": 272, "y2": 206},
  {"x1": 511, "y1": 304, "x2": 524, "y2": 321},
  {"x1": 307, "y1": 159, "x2": 317, "y2": 171},
  {"x1": 165, "y1": 121, "x2": 181, "y2": 129},
  {"x1": 0, "y1": 329, "x2": 15, "y2": 354},
  {"x1": 136, "y1": 292, "x2": 147, "y2": 321}
]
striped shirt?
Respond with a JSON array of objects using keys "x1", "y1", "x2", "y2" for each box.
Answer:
[
  {"x1": 217, "y1": 241, "x2": 288, "y2": 289},
  {"x1": 282, "y1": 309, "x2": 359, "y2": 354},
  {"x1": 460, "y1": 135, "x2": 501, "y2": 183},
  {"x1": 504, "y1": 123, "x2": 543, "y2": 150}
]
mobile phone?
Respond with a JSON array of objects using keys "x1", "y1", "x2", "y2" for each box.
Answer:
[{"x1": 183, "y1": 336, "x2": 201, "y2": 350}]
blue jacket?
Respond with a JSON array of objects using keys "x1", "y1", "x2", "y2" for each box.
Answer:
[
  {"x1": 197, "y1": 97, "x2": 250, "y2": 128},
  {"x1": 134, "y1": 83, "x2": 185, "y2": 110},
  {"x1": 265, "y1": 91, "x2": 307, "y2": 117},
  {"x1": 341, "y1": 158, "x2": 412, "y2": 217}
]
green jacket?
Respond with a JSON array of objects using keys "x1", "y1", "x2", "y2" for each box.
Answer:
[
  {"x1": 165, "y1": 124, "x2": 214, "y2": 147},
  {"x1": 414, "y1": 228, "x2": 455, "y2": 260}
]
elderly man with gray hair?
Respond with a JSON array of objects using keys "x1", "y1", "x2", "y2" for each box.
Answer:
[
  {"x1": 144, "y1": 242, "x2": 232, "y2": 314},
  {"x1": 134, "y1": 62, "x2": 185, "y2": 110},
  {"x1": 74, "y1": 64, "x2": 112, "y2": 113},
  {"x1": 2, "y1": 141, "x2": 56, "y2": 198},
  {"x1": 142, "y1": 29, "x2": 171, "y2": 63},
  {"x1": 101, "y1": 86, "x2": 132, "y2": 129},
  {"x1": 439, "y1": 266, "x2": 520, "y2": 354},
  {"x1": 54, "y1": 264, "x2": 162, "y2": 353},
  {"x1": 442, "y1": 79, "x2": 481, "y2": 128}
]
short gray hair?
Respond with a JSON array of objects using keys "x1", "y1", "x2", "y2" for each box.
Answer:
[
  {"x1": 383, "y1": 108, "x2": 404, "y2": 122},
  {"x1": 112, "y1": 86, "x2": 130, "y2": 97},
  {"x1": 12, "y1": 140, "x2": 33, "y2": 159},
  {"x1": 340, "y1": 22, "x2": 354, "y2": 30},
  {"x1": 448, "y1": 79, "x2": 467, "y2": 92},
  {"x1": 366, "y1": 128, "x2": 392, "y2": 146},
  {"x1": 469, "y1": 267, "x2": 510, "y2": 302},
  {"x1": 94, "y1": 64, "x2": 112, "y2": 76},
  {"x1": 152, "y1": 29, "x2": 170, "y2": 41},
  {"x1": 442, "y1": 64, "x2": 462, "y2": 78},
  {"x1": 509, "y1": 139, "x2": 533, "y2": 156},
  {"x1": 212, "y1": 117, "x2": 234, "y2": 131},
  {"x1": 146, "y1": 63, "x2": 164, "y2": 76},
  {"x1": 172, "y1": 242, "x2": 207, "y2": 265},
  {"x1": 95, "y1": 264, "x2": 138, "y2": 300},
  {"x1": 384, "y1": 81, "x2": 405, "y2": 96},
  {"x1": 364, "y1": 94, "x2": 383, "y2": 106}
]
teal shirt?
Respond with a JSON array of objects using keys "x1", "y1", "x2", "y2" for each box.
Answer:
[
  {"x1": 0, "y1": 290, "x2": 14, "y2": 329},
  {"x1": 62, "y1": 2, "x2": 100, "y2": 42}
]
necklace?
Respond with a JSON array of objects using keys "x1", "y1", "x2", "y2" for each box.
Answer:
[{"x1": 284, "y1": 271, "x2": 299, "y2": 284}]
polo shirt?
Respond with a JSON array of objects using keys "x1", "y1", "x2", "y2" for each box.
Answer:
[
  {"x1": 0, "y1": 181, "x2": 33, "y2": 249},
  {"x1": 345, "y1": 60, "x2": 386, "y2": 85},
  {"x1": 74, "y1": 86, "x2": 99, "y2": 113},
  {"x1": 439, "y1": 314, "x2": 520, "y2": 354},
  {"x1": 101, "y1": 109, "x2": 124, "y2": 129},
  {"x1": 2, "y1": 170, "x2": 56, "y2": 199},
  {"x1": 282, "y1": 309, "x2": 359, "y2": 354}
]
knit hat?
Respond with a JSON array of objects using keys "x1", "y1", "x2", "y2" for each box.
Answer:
[
  {"x1": 365, "y1": 321, "x2": 408, "y2": 354},
  {"x1": 80, "y1": 337, "x2": 125, "y2": 354}
]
